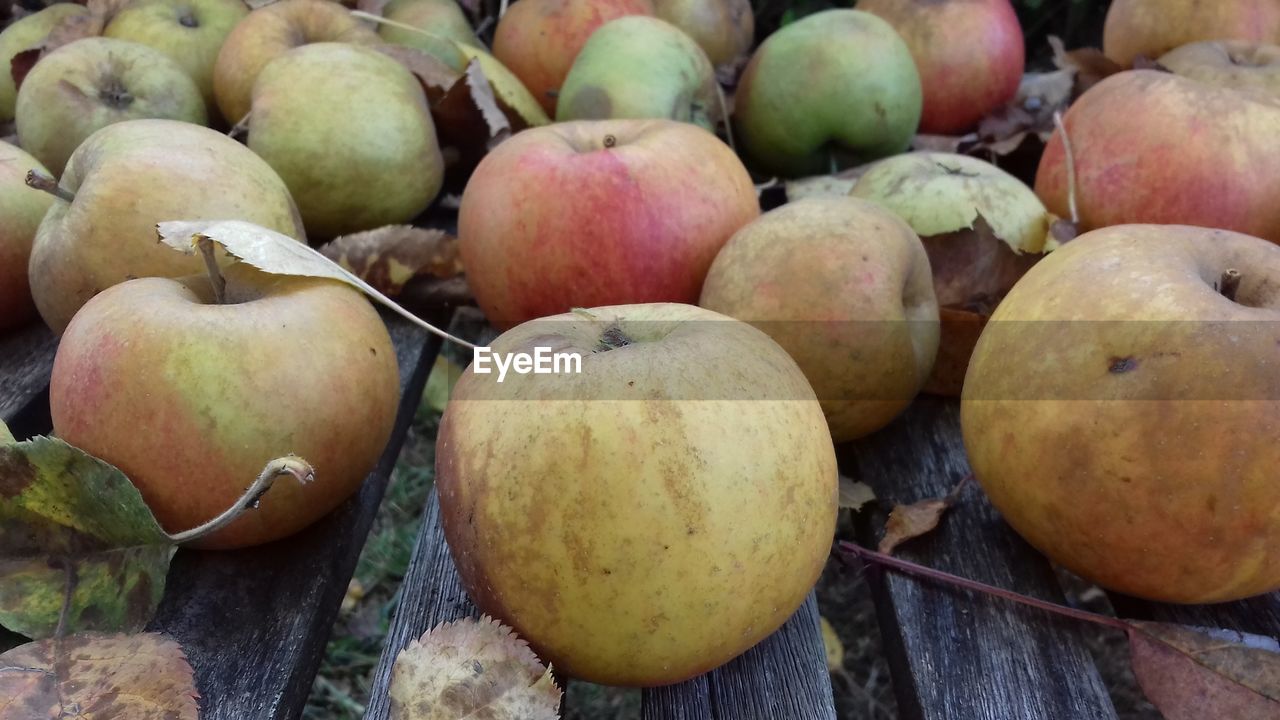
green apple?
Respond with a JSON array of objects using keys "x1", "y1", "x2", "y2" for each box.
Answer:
[
  {"x1": 213, "y1": 0, "x2": 382, "y2": 125},
  {"x1": 28, "y1": 119, "x2": 305, "y2": 334},
  {"x1": 0, "y1": 3, "x2": 92, "y2": 122},
  {"x1": 15, "y1": 37, "x2": 207, "y2": 176},
  {"x1": 104, "y1": 0, "x2": 250, "y2": 111},
  {"x1": 248, "y1": 42, "x2": 443, "y2": 240},
  {"x1": 556, "y1": 16, "x2": 719, "y2": 130},
  {"x1": 436, "y1": 302, "x2": 837, "y2": 685},
  {"x1": 700, "y1": 197, "x2": 940, "y2": 442},
  {"x1": 49, "y1": 263, "x2": 401, "y2": 549},
  {"x1": 652, "y1": 0, "x2": 753, "y2": 68},
  {"x1": 733, "y1": 9, "x2": 922, "y2": 177},
  {"x1": 379, "y1": 0, "x2": 478, "y2": 51},
  {"x1": 0, "y1": 141, "x2": 55, "y2": 332}
]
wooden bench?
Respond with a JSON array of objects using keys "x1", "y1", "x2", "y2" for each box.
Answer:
[{"x1": 3, "y1": 208, "x2": 1278, "y2": 720}]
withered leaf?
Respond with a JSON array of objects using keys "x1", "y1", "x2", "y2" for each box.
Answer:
[
  {"x1": 1129, "y1": 621, "x2": 1280, "y2": 720},
  {"x1": 156, "y1": 219, "x2": 470, "y2": 347},
  {"x1": 783, "y1": 161, "x2": 880, "y2": 203},
  {"x1": 1049, "y1": 35, "x2": 1123, "y2": 98},
  {"x1": 837, "y1": 475, "x2": 875, "y2": 512},
  {"x1": 0, "y1": 420, "x2": 13, "y2": 445},
  {"x1": 0, "y1": 437, "x2": 174, "y2": 639},
  {"x1": 922, "y1": 214, "x2": 1042, "y2": 310},
  {"x1": 375, "y1": 44, "x2": 462, "y2": 105},
  {"x1": 390, "y1": 615, "x2": 561, "y2": 720},
  {"x1": 319, "y1": 225, "x2": 462, "y2": 296},
  {"x1": 431, "y1": 57, "x2": 519, "y2": 190},
  {"x1": 878, "y1": 475, "x2": 970, "y2": 555},
  {"x1": 9, "y1": 49, "x2": 40, "y2": 94},
  {"x1": 0, "y1": 632, "x2": 199, "y2": 720}
]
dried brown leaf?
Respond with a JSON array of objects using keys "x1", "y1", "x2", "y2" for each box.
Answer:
[
  {"x1": 319, "y1": 225, "x2": 462, "y2": 296},
  {"x1": 0, "y1": 633, "x2": 199, "y2": 720},
  {"x1": 375, "y1": 45, "x2": 462, "y2": 105},
  {"x1": 1129, "y1": 622, "x2": 1280, "y2": 720},
  {"x1": 390, "y1": 615, "x2": 561, "y2": 720},
  {"x1": 837, "y1": 475, "x2": 875, "y2": 512},
  {"x1": 1049, "y1": 35, "x2": 1123, "y2": 97},
  {"x1": 9, "y1": 48, "x2": 40, "y2": 94},
  {"x1": 431, "y1": 57, "x2": 521, "y2": 190},
  {"x1": 878, "y1": 476, "x2": 970, "y2": 555}
]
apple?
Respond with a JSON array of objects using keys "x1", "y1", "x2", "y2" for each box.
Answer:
[
  {"x1": 961, "y1": 224, "x2": 1280, "y2": 603},
  {"x1": 49, "y1": 263, "x2": 400, "y2": 549},
  {"x1": 0, "y1": 3, "x2": 92, "y2": 122},
  {"x1": 857, "y1": 0, "x2": 1024, "y2": 135},
  {"x1": 103, "y1": 0, "x2": 250, "y2": 112},
  {"x1": 379, "y1": 0, "x2": 478, "y2": 49},
  {"x1": 491, "y1": 0, "x2": 654, "y2": 115},
  {"x1": 14, "y1": 37, "x2": 207, "y2": 176},
  {"x1": 1103, "y1": 0, "x2": 1280, "y2": 68},
  {"x1": 732, "y1": 9, "x2": 921, "y2": 178},
  {"x1": 556, "y1": 16, "x2": 719, "y2": 131},
  {"x1": 850, "y1": 151, "x2": 1058, "y2": 395},
  {"x1": 1035, "y1": 70, "x2": 1280, "y2": 244},
  {"x1": 652, "y1": 0, "x2": 753, "y2": 68},
  {"x1": 1158, "y1": 40, "x2": 1280, "y2": 98},
  {"x1": 212, "y1": 0, "x2": 382, "y2": 124},
  {"x1": 28, "y1": 119, "x2": 305, "y2": 334},
  {"x1": 437, "y1": 302, "x2": 837, "y2": 684},
  {"x1": 699, "y1": 197, "x2": 940, "y2": 442},
  {"x1": 0, "y1": 141, "x2": 55, "y2": 332},
  {"x1": 247, "y1": 42, "x2": 442, "y2": 240},
  {"x1": 458, "y1": 118, "x2": 759, "y2": 330}
]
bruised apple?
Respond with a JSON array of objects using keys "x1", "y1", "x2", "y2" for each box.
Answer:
[
  {"x1": 49, "y1": 263, "x2": 400, "y2": 549},
  {"x1": 962, "y1": 224, "x2": 1280, "y2": 603},
  {"x1": 699, "y1": 197, "x2": 940, "y2": 442},
  {"x1": 458, "y1": 119, "x2": 758, "y2": 329},
  {"x1": 0, "y1": 3, "x2": 92, "y2": 122},
  {"x1": 437, "y1": 302, "x2": 837, "y2": 684},
  {"x1": 491, "y1": 0, "x2": 653, "y2": 114}
]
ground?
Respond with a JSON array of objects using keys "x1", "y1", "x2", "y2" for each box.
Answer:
[{"x1": 304, "y1": 371, "x2": 1161, "y2": 719}]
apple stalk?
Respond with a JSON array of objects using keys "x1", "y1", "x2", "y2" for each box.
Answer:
[
  {"x1": 24, "y1": 169, "x2": 74, "y2": 203},
  {"x1": 1220, "y1": 268, "x2": 1241, "y2": 302}
]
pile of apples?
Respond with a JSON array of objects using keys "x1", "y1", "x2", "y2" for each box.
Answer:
[{"x1": 2, "y1": 0, "x2": 1279, "y2": 691}]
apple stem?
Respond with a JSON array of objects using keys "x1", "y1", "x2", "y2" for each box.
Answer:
[
  {"x1": 1052, "y1": 111, "x2": 1079, "y2": 225},
  {"x1": 167, "y1": 456, "x2": 315, "y2": 545},
  {"x1": 24, "y1": 170, "x2": 74, "y2": 203},
  {"x1": 1220, "y1": 268, "x2": 1242, "y2": 302},
  {"x1": 836, "y1": 541, "x2": 1131, "y2": 632},
  {"x1": 197, "y1": 236, "x2": 227, "y2": 304}
]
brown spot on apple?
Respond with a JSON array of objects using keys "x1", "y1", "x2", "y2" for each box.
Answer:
[{"x1": 1109, "y1": 356, "x2": 1138, "y2": 374}]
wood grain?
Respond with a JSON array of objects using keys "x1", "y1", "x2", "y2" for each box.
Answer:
[
  {"x1": 0, "y1": 321, "x2": 57, "y2": 432},
  {"x1": 146, "y1": 312, "x2": 444, "y2": 720},
  {"x1": 839, "y1": 396, "x2": 1120, "y2": 720}
]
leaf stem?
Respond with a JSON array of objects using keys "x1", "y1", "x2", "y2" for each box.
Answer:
[
  {"x1": 25, "y1": 170, "x2": 75, "y2": 203},
  {"x1": 197, "y1": 236, "x2": 227, "y2": 304},
  {"x1": 167, "y1": 456, "x2": 315, "y2": 545},
  {"x1": 1052, "y1": 110, "x2": 1079, "y2": 225},
  {"x1": 836, "y1": 541, "x2": 1130, "y2": 632}
]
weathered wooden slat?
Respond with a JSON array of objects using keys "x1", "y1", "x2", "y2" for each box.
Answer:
[
  {"x1": 838, "y1": 396, "x2": 1119, "y2": 720},
  {"x1": 362, "y1": 484, "x2": 479, "y2": 720},
  {"x1": 146, "y1": 312, "x2": 444, "y2": 720},
  {"x1": 1112, "y1": 586, "x2": 1280, "y2": 638},
  {"x1": 365, "y1": 307, "x2": 836, "y2": 720},
  {"x1": 0, "y1": 321, "x2": 57, "y2": 428}
]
